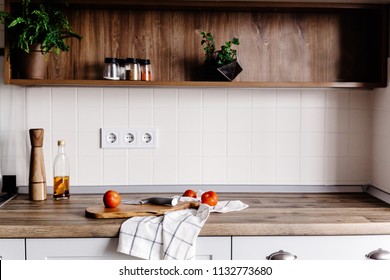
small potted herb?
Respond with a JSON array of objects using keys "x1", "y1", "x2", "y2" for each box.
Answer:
[
  {"x1": 0, "y1": 0, "x2": 82, "y2": 79},
  {"x1": 200, "y1": 31, "x2": 242, "y2": 81}
]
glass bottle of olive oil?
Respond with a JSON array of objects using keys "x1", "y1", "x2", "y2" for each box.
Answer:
[{"x1": 53, "y1": 140, "x2": 70, "y2": 200}]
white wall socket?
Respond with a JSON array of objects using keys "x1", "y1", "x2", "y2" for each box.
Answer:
[{"x1": 100, "y1": 128, "x2": 157, "y2": 149}]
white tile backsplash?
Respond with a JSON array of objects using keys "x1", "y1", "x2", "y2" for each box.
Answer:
[{"x1": 0, "y1": 82, "x2": 373, "y2": 188}]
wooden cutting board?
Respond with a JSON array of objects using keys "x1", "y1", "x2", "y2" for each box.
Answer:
[{"x1": 85, "y1": 201, "x2": 199, "y2": 219}]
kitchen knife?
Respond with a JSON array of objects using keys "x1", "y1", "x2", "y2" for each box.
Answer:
[{"x1": 122, "y1": 197, "x2": 179, "y2": 206}]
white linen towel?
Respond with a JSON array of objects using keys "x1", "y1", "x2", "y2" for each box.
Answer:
[{"x1": 117, "y1": 199, "x2": 248, "y2": 260}]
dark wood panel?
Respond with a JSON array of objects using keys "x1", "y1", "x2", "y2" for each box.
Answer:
[{"x1": 39, "y1": 7, "x2": 386, "y2": 84}]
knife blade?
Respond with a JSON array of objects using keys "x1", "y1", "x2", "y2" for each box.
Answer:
[{"x1": 122, "y1": 197, "x2": 179, "y2": 206}]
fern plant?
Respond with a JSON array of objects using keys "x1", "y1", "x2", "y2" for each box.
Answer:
[
  {"x1": 0, "y1": 0, "x2": 82, "y2": 56},
  {"x1": 200, "y1": 31, "x2": 239, "y2": 66}
]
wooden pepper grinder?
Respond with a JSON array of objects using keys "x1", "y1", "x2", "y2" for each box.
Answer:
[{"x1": 29, "y1": 128, "x2": 47, "y2": 201}]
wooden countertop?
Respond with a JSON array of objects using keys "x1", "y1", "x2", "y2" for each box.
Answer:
[{"x1": 1, "y1": 192, "x2": 390, "y2": 238}]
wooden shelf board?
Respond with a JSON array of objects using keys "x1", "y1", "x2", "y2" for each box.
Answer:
[{"x1": 9, "y1": 79, "x2": 383, "y2": 89}]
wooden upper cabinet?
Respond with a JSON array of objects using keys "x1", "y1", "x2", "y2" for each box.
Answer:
[{"x1": 4, "y1": 1, "x2": 389, "y2": 88}]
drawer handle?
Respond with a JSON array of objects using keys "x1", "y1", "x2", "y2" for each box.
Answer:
[
  {"x1": 266, "y1": 250, "x2": 297, "y2": 260},
  {"x1": 366, "y1": 248, "x2": 390, "y2": 260}
]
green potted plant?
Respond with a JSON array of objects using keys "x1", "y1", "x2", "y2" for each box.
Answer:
[
  {"x1": 0, "y1": 0, "x2": 82, "y2": 79},
  {"x1": 200, "y1": 31, "x2": 242, "y2": 81}
]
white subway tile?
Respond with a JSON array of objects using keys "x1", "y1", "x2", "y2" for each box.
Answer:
[
  {"x1": 325, "y1": 109, "x2": 349, "y2": 133},
  {"x1": 178, "y1": 88, "x2": 202, "y2": 107},
  {"x1": 300, "y1": 157, "x2": 324, "y2": 184},
  {"x1": 203, "y1": 88, "x2": 227, "y2": 107},
  {"x1": 177, "y1": 157, "x2": 202, "y2": 184},
  {"x1": 26, "y1": 87, "x2": 51, "y2": 130},
  {"x1": 103, "y1": 88, "x2": 128, "y2": 107},
  {"x1": 78, "y1": 107, "x2": 102, "y2": 132},
  {"x1": 301, "y1": 108, "x2": 325, "y2": 132},
  {"x1": 154, "y1": 107, "x2": 177, "y2": 132},
  {"x1": 349, "y1": 133, "x2": 370, "y2": 157},
  {"x1": 350, "y1": 90, "x2": 370, "y2": 109},
  {"x1": 129, "y1": 88, "x2": 153, "y2": 107},
  {"x1": 78, "y1": 157, "x2": 103, "y2": 185},
  {"x1": 203, "y1": 132, "x2": 226, "y2": 157},
  {"x1": 153, "y1": 157, "x2": 177, "y2": 184},
  {"x1": 154, "y1": 88, "x2": 177, "y2": 107},
  {"x1": 276, "y1": 133, "x2": 300, "y2": 157},
  {"x1": 128, "y1": 157, "x2": 153, "y2": 185},
  {"x1": 227, "y1": 89, "x2": 251, "y2": 107},
  {"x1": 153, "y1": 132, "x2": 177, "y2": 157},
  {"x1": 276, "y1": 108, "x2": 300, "y2": 132},
  {"x1": 228, "y1": 107, "x2": 251, "y2": 132},
  {"x1": 276, "y1": 89, "x2": 301, "y2": 107},
  {"x1": 78, "y1": 88, "x2": 103, "y2": 107},
  {"x1": 275, "y1": 157, "x2": 300, "y2": 184},
  {"x1": 129, "y1": 107, "x2": 153, "y2": 127},
  {"x1": 178, "y1": 132, "x2": 201, "y2": 157},
  {"x1": 52, "y1": 88, "x2": 77, "y2": 131},
  {"x1": 179, "y1": 107, "x2": 202, "y2": 132},
  {"x1": 347, "y1": 158, "x2": 369, "y2": 183},
  {"x1": 103, "y1": 157, "x2": 128, "y2": 185},
  {"x1": 203, "y1": 107, "x2": 226, "y2": 132},
  {"x1": 301, "y1": 133, "x2": 325, "y2": 157},
  {"x1": 202, "y1": 157, "x2": 226, "y2": 184},
  {"x1": 103, "y1": 107, "x2": 128, "y2": 127},
  {"x1": 349, "y1": 109, "x2": 370, "y2": 133},
  {"x1": 325, "y1": 133, "x2": 348, "y2": 157},
  {"x1": 78, "y1": 131, "x2": 102, "y2": 157},
  {"x1": 251, "y1": 157, "x2": 275, "y2": 183},
  {"x1": 252, "y1": 108, "x2": 276, "y2": 132},
  {"x1": 326, "y1": 90, "x2": 349, "y2": 108},
  {"x1": 301, "y1": 89, "x2": 325, "y2": 108},
  {"x1": 324, "y1": 157, "x2": 348, "y2": 183},
  {"x1": 227, "y1": 132, "x2": 251, "y2": 157},
  {"x1": 252, "y1": 133, "x2": 275, "y2": 157},
  {"x1": 252, "y1": 89, "x2": 277, "y2": 107},
  {"x1": 226, "y1": 157, "x2": 251, "y2": 184}
]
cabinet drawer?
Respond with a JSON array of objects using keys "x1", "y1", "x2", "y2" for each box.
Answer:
[
  {"x1": 26, "y1": 237, "x2": 231, "y2": 260},
  {"x1": 233, "y1": 236, "x2": 390, "y2": 260},
  {"x1": 0, "y1": 239, "x2": 25, "y2": 260}
]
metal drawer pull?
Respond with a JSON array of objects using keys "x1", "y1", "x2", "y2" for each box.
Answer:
[
  {"x1": 366, "y1": 248, "x2": 390, "y2": 260},
  {"x1": 266, "y1": 250, "x2": 297, "y2": 260}
]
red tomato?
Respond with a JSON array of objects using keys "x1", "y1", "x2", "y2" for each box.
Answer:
[
  {"x1": 201, "y1": 191, "x2": 218, "y2": 206},
  {"x1": 103, "y1": 190, "x2": 121, "y2": 208},
  {"x1": 182, "y1": 189, "x2": 197, "y2": 198}
]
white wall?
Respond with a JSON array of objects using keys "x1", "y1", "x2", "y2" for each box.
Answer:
[
  {"x1": 0, "y1": 75, "x2": 372, "y2": 188},
  {"x1": 371, "y1": 59, "x2": 390, "y2": 193}
]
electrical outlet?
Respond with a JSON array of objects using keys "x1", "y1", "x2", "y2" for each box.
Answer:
[
  {"x1": 123, "y1": 130, "x2": 138, "y2": 147},
  {"x1": 100, "y1": 128, "x2": 157, "y2": 149},
  {"x1": 138, "y1": 129, "x2": 157, "y2": 148},
  {"x1": 100, "y1": 129, "x2": 121, "y2": 148}
]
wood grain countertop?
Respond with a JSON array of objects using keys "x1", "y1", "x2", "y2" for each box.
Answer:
[{"x1": 1, "y1": 192, "x2": 390, "y2": 238}]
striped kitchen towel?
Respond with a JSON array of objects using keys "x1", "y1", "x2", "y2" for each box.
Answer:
[
  {"x1": 117, "y1": 199, "x2": 248, "y2": 260},
  {"x1": 117, "y1": 203, "x2": 210, "y2": 260}
]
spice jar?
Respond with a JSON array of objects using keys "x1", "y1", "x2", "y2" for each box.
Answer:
[
  {"x1": 103, "y1": 57, "x2": 120, "y2": 80},
  {"x1": 140, "y1": 59, "x2": 152, "y2": 81},
  {"x1": 118, "y1": 59, "x2": 126, "y2": 80},
  {"x1": 125, "y1": 58, "x2": 140, "y2": 81}
]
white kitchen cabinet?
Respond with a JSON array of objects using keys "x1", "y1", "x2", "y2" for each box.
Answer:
[
  {"x1": 0, "y1": 239, "x2": 25, "y2": 260},
  {"x1": 26, "y1": 237, "x2": 231, "y2": 260},
  {"x1": 232, "y1": 235, "x2": 390, "y2": 260}
]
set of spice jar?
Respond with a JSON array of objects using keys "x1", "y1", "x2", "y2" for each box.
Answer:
[{"x1": 103, "y1": 57, "x2": 152, "y2": 81}]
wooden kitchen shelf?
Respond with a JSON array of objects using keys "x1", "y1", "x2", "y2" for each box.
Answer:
[
  {"x1": 4, "y1": 1, "x2": 389, "y2": 88},
  {"x1": 9, "y1": 79, "x2": 383, "y2": 88}
]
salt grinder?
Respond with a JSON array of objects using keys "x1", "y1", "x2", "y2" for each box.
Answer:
[{"x1": 29, "y1": 128, "x2": 47, "y2": 201}]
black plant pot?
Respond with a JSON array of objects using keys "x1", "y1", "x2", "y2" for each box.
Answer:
[{"x1": 204, "y1": 61, "x2": 243, "y2": 81}]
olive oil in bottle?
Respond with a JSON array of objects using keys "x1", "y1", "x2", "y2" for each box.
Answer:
[{"x1": 53, "y1": 140, "x2": 70, "y2": 200}]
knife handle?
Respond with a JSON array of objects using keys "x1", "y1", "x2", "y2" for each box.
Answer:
[{"x1": 142, "y1": 197, "x2": 178, "y2": 206}]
